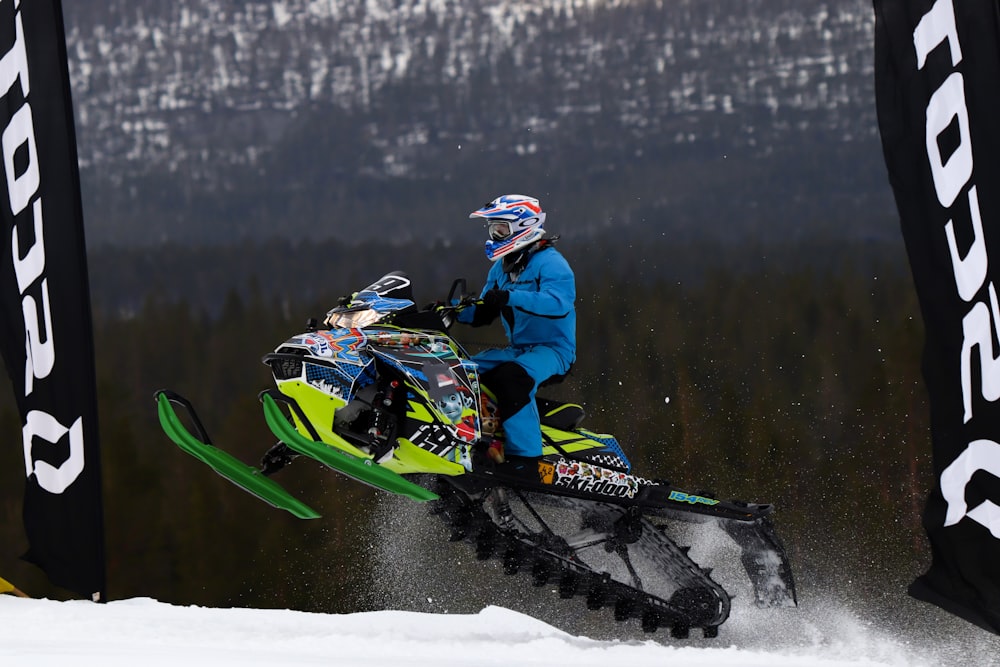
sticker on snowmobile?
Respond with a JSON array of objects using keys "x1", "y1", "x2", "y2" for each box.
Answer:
[
  {"x1": 668, "y1": 490, "x2": 721, "y2": 506},
  {"x1": 371, "y1": 330, "x2": 450, "y2": 353},
  {"x1": 423, "y1": 362, "x2": 478, "y2": 440},
  {"x1": 547, "y1": 459, "x2": 639, "y2": 499},
  {"x1": 290, "y1": 329, "x2": 366, "y2": 364},
  {"x1": 280, "y1": 329, "x2": 376, "y2": 398},
  {"x1": 405, "y1": 424, "x2": 472, "y2": 468},
  {"x1": 368, "y1": 338, "x2": 465, "y2": 377},
  {"x1": 299, "y1": 334, "x2": 333, "y2": 358},
  {"x1": 408, "y1": 423, "x2": 466, "y2": 455}
]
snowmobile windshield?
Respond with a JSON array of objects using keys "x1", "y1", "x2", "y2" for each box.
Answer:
[
  {"x1": 325, "y1": 290, "x2": 415, "y2": 329},
  {"x1": 326, "y1": 308, "x2": 388, "y2": 329}
]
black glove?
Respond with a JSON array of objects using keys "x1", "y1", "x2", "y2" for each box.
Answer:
[{"x1": 481, "y1": 289, "x2": 509, "y2": 309}]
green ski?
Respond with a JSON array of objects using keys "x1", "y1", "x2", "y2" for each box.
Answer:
[
  {"x1": 156, "y1": 391, "x2": 321, "y2": 519},
  {"x1": 260, "y1": 392, "x2": 438, "y2": 502}
]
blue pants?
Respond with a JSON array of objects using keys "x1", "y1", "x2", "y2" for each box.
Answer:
[{"x1": 472, "y1": 346, "x2": 568, "y2": 457}]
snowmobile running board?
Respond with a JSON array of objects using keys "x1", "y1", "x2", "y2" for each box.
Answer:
[{"x1": 155, "y1": 390, "x2": 322, "y2": 519}]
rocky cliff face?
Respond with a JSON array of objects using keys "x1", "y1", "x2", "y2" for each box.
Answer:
[{"x1": 61, "y1": 1, "x2": 891, "y2": 246}]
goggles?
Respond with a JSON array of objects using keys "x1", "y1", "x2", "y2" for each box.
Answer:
[{"x1": 487, "y1": 221, "x2": 512, "y2": 241}]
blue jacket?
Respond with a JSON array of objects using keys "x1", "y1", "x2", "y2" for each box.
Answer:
[{"x1": 458, "y1": 246, "x2": 576, "y2": 370}]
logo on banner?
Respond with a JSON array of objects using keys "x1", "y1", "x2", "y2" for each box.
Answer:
[
  {"x1": 22, "y1": 411, "x2": 84, "y2": 494},
  {"x1": 2, "y1": 2, "x2": 85, "y2": 493},
  {"x1": 941, "y1": 440, "x2": 1000, "y2": 538},
  {"x1": 914, "y1": 0, "x2": 1000, "y2": 535}
]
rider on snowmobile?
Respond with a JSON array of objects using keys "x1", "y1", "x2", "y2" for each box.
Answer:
[{"x1": 456, "y1": 195, "x2": 577, "y2": 463}]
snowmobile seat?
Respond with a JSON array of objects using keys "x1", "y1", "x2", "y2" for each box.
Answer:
[{"x1": 536, "y1": 397, "x2": 585, "y2": 430}]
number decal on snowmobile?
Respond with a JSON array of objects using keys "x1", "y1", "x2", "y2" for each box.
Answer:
[{"x1": 669, "y1": 490, "x2": 721, "y2": 506}]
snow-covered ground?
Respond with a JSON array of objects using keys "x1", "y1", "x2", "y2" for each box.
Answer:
[
  {"x1": 0, "y1": 593, "x2": 996, "y2": 667},
  {"x1": 4, "y1": 490, "x2": 995, "y2": 667}
]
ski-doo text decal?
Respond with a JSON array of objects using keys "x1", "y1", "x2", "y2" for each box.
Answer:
[{"x1": 539, "y1": 460, "x2": 639, "y2": 499}]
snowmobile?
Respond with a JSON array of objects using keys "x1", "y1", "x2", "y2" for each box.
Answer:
[{"x1": 155, "y1": 271, "x2": 796, "y2": 638}]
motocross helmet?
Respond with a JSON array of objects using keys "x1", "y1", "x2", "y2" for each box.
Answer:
[{"x1": 470, "y1": 194, "x2": 546, "y2": 262}]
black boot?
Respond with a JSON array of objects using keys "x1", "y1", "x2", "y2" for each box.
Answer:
[{"x1": 260, "y1": 442, "x2": 298, "y2": 476}]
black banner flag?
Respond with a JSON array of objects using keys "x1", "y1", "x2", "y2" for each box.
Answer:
[
  {"x1": 874, "y1": 0, "x2": 1000, "y2": 633},
  {"x1": 0, "y1": 0, "x2": 105, "y2": 600}
]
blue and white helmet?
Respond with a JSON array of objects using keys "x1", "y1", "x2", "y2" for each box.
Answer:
[{"x1": 470, "y1": 194, "x2": 546, "y2": 262}]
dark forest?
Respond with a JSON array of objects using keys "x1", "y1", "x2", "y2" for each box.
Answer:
[{"x1": 0, "y1": 235, "x2": 931, "y2": 623}]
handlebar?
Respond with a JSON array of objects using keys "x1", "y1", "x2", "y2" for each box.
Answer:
[
  {"x1": 420, "y1": 278, "x2": 479, "y2": 329},
  {"x1": 447, "y1": 278, "x2": 467, "y2": 305},
  {"x1": 446, "y1": 278, "x2": 480, "y2": 307}
]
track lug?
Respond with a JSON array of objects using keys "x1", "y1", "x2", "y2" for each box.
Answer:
[
  {"x1": 703, "y1": 625, "x2": 719, "y2": 639},
  {"x1": 613, "y1": 597, "x2": 634, "y2": 622},
  {"x1": 558, "y1": 573, "x2": 578, "y2": 599},
  {"x1": 670, "y1": 621, "x2": 690, "y2": 639},
  {"x1": 446, "y1": 505, "x2": 472, "y2": 542},
  {"x1": 585, "y1": 583, "x2": 606, "y2": 610},
  {"x1": 502, "y1": 548, "x2": 521, "y2": 575},
  {"x1": 531, "y1": 560, "x2": 551, "y2": 587},
  {"x1": 641, "y1": 610, "x2": 660, "y2": 633},
  {"x1": 475, "y1": 532, "x2": 495, "y2": 560}
]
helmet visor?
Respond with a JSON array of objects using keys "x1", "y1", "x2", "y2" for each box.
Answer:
[{"x1": 487, "y1": 221, "x2": 512, "y2": 241}]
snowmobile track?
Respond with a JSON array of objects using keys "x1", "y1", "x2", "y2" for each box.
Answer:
[{"x1": 429, "y1": 477, "x2": 730, "y2": 638}]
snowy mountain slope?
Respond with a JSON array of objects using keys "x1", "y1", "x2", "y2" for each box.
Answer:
[
  {"x1": 60, "y1": 0, "x2": 891, "y2": 246},
  {"x1": 67, "y1": 0, "x2": 876, "y2": 171}
]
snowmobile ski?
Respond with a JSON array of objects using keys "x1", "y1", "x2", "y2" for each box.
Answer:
[
  {"x1": 260, "y1": 390, "x2": 438, "y2": 502},
  {"x1": 155, "y1": 390, "x2": 321, "y2": 519}
]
